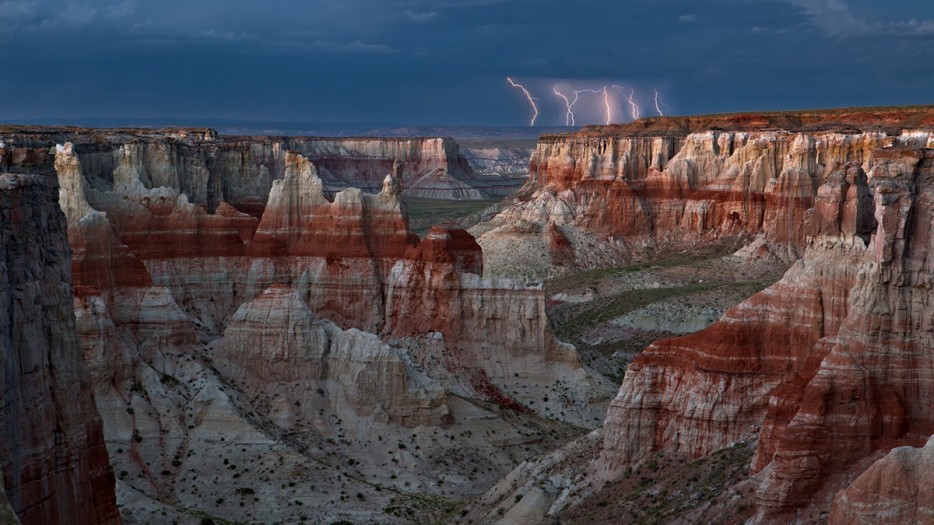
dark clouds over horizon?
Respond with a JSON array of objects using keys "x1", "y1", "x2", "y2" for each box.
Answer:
[{"x1": 2, "y1": 0, "x2": 933, "y2": 127}]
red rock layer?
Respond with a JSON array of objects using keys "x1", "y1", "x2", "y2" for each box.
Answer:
[
  {"x1": 249, "y1": 153, "x2": 418, "y2": 258},
  {"x1": 107, "y1": 198, "x2": 259, "y2": 259},
  {"x1": 382, "y1": 257, "x2": 584, "y2": 394},
  {"x1": 567, "y1": 106, "x2": 934, "y2": 138},
  {"x1": 0, "y1": 173, "x2": 120, "y2": 525},
  {"x1": 53, "y1": 143, "x2": 604, "y2": 422},
  {"x1": 601, "y1": 147, "x2": 934, "y2": 521},
  {"x1": 752, "y1": 148, "x2": 934, "y2": 520},
  {"x1": 525, "y1": 130, "x2": 919, "y2": 255},
  {"x1": 409, "y1": 226, "x2": 483, "y2": 274},
  {"x1": 828, "y1": 435, "x2": 934, "y2": 524},
  {"x1": 546, "y1": 223, "x2": 576, "y2": 266},
  {"x1": 210, "y1": 285, "x2": 451, "y2": 429}
]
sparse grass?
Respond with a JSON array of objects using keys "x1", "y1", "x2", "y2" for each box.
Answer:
[
  {"x1": 549, "y1": 256, "x2": 701, "y2": 298},
  {"x1": 403, "y1": 197, "x2": 500, "y2": 236},
  {"x1": 553, "y1": 279, "x2": 773, "y2": 341},
  {"x1": 563, "y1": 442, "x2": 757, "y2": 525}
]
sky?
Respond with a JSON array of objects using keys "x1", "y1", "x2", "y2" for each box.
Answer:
[{"x1": 1, "y1": 0, "x2": 934, "y2": 127}]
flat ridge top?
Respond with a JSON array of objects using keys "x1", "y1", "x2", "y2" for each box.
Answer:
[
  {"x1": 3, "y1": 104, "x2": 934, "y2": 143},
  {"x1": 0, "y1": 125, "x2": 452, "y2": 144},
  {"x1": 542, "y1": 105, "x2": 934, "y2": 140}
]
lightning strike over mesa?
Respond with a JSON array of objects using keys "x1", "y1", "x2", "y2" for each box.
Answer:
[
  {"x1": 613, "y1": 84, "x2": 640, "y2": 121},
  {"x1": 553, "y1": 88, "x2": 576, "y2": 126},
  {"x1": 507, "y1": 79, "x2": 670, "y2": 125},
  {"x1": 602, "y1": 86, "x2": 613, "y2": 125},
  {"x1": 507, "y1": 77, "x2": 539, "y2": 127}
]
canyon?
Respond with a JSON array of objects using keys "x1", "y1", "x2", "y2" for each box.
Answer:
[
  {"x1": 1, "y1": 129, "x2": 609, "y2": 524},
  {"x1": 465, "y1": 107, "x2": 934, "y2": 523},
  {"x1": 2, "y1": 107, "x2": 934, "y2": 524}
]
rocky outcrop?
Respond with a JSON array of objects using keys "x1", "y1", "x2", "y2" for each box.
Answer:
[
  {"x1": 53, "y1": 141, "x2": 608, "y2": 420},
  {"x1": 601, "y1": 160, "x2": 875, "y2": 466},
  {"x1": 0, "y1": 173, "x2": 120, "y2": 525},
  {"x1": 599, "y1": 144, "x2": 934, "y2": 521},
  {"x1": 828, "y1": 435, "x2": 934, "y2": 524},
  {"x1": 460, "y1": 144, "x2": 531, "y2": 196},
  {"x1": 250, "y1": 153, "x2": 416, "y2": 258},
  {"x1": 473, "y1": 108, "x2": 934, "y2": 280},
  {"x1": 1, "y1": 127, "x2": 514, "y2": 204},
  {"x1": 210, "y1": 285, "x2": 451, "y2": 429}
]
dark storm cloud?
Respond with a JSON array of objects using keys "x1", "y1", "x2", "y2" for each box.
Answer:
[
  {"x1": 783, "y1": 0, "x2": 934, "y2": 37},
  {"x1": 1, "y1": 0, "x2": 933, "y2": 126}
]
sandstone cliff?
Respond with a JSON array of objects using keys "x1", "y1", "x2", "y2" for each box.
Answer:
[
  {"x1": 457, "y1": 107, "x2": 934, "y2": 523},
  {"x1": 473, "y1": 108, "x2": 934, "y2": 280},
  {"x1": 210, "y1": 285, "x2": 451, "y2": 429},
  {"x1": 1, "y1": 127, "x2": 518, "y2": 205},
  {"x1": 828, "y1": 434, "x2": 934, "y2": 524},
  {"x1": 0, "y1": 172, "x2": 120, "y2": 525},
  {"x1": 598, "y1": 144, "x2": 934, "y2": 521},
  {"x1": 461, "y1": 144, "x2": 533, "y2": 179},
  {"x1": 55, "y1": 142, "x2": 608, "y2": 423}
]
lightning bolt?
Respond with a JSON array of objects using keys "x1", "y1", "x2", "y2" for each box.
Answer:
[
  {"x1": 553, "y1": 88, "x2": 576, "y2": 126},
  {"x1": 602, "y1": 86, "x2": 613, "y2": 125},
  {"x1": 654, "y1": 88, "x2": 664, "y2": 116},
  {"x1": 507, "y1": 77, "x2": 539, "y2": 127},
  {"x1": 612, "y1": 84, "x2": 640, "y2": 121}
]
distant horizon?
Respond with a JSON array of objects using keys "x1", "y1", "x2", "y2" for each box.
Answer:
[{"x1": 5, "y1": 101, "x2": 934, "y2": 136}]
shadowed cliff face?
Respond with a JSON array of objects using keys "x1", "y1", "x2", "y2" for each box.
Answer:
[{"x1": 0, "y1": 172, "x2": 120, "y2": 525}]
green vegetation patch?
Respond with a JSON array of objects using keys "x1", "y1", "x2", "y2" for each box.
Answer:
[
  {"x1": 403, "y1": 197, "x2": 500, "y2": 236},
  {"x1": 554, "y1": 279, "x2": 773, "y2": 341}
]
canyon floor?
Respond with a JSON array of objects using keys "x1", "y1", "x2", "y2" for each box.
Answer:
[
  {"x1": 543, "y1": 240, "x2": 787, "y2": 383},
  {"x1": 402, "y1": 197, "x2": 502, "y2": 236}
]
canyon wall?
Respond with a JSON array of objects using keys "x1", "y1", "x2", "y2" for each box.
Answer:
[
  {"x1": 8, "y1": 108, "x2": 933, "y2": 522},
  {"x1": 828, "y1": 434, "x2": 934, "y2": 524},
  {"x1": 34, "y1": 136, "x2": 611, "y2": 522},
  {"x1": 57, "y1": 141, "x2": 603, "y2": 418},
  {"x1": 559, "y1": 112, "x2": 934, "y2": 522},
  {"x1": 461, "y1": 144, "x2": 534, "y2": 178},
  {"x1": 0, "y1": 172, "x2": 120, "y2": 525},
  {"x1": 465, "y1": 108, "x2": 934, "y2": 522},
  {"x1": 0, "y1": 127, "x2": 520, "y2": 210},
  {"x1": 473, "y1": 109, "x2": 934, "y2": 280}
]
